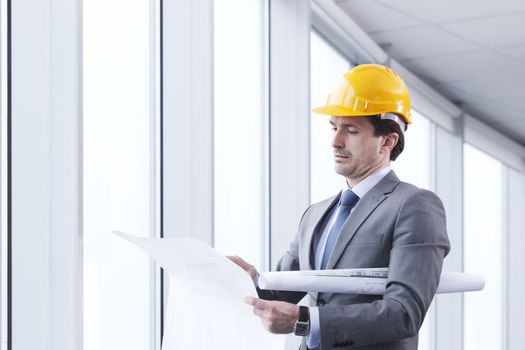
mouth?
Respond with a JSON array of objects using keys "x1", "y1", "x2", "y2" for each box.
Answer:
[
  {"x1": 334, "y1": 153, "x2": 350, "y2": 159},
  {"x1": 334, "y1": 155, "x2": 350, "y2": 164}
]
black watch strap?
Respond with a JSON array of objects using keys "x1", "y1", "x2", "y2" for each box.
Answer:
[
  {"x1": 293, "y1": 306, "x2": 310, "y2": 336},
  {"x1": 298, "y1": 306, "x2": 309, "y2": 322}
]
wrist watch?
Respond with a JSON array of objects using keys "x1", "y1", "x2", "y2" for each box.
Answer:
[{"x1": 293, "y1": 306, "x2": 310, "y2": 336}]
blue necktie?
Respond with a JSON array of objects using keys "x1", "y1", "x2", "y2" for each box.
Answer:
[{"x1": 321, "y1": 190, "x2": 359, "y2": 269}]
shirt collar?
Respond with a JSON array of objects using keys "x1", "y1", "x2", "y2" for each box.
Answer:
[{"x1": 342, "y1": 164, "x2": 392, "y2": 199}]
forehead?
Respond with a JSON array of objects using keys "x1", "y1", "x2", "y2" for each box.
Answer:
[{"x1": 329, "y1": 116, "x2": 372, "y2": 128}]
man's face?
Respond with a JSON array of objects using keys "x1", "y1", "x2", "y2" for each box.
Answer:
[{"x1": 330, "y1": 116, "x2": 386, "y2": 179}]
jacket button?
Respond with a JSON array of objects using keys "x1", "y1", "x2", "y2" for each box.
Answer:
[{"x1": 317, "y1": 298, "x2": 325, "y2": 306}]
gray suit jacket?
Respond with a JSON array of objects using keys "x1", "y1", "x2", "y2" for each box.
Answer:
[{"x1": 258, "y1": 171, "x2": 450, "y2": 350}]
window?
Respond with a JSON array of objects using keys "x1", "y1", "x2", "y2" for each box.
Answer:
[
  {"x1": 464, "y1": 143, "x2": 503, "y2": 350},
  {"x1": 310, "y1": 30, "x2": 352, "y2": 203},
  {"x1": 213, "y1": 0, "x2": 266, "y2": 269},
  {"x1": 83, "y1": 0, "x2": 159, "y2": 349}
]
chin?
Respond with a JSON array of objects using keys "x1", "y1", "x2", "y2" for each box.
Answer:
[{"x1": 334, "y1": 165, "x2": 353, "y2": 177}]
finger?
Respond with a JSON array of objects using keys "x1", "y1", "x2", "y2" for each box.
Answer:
[
  {"x1": 227, "y1": 256, "x2": 256, "y2": 276},
  {"x1": 245, "y1": 297, "x2": 268, "y2": 310},
  {"x1": 245, "y1": 296, "x2": 264, "y2": 308},
  {"x1": 227, "y1": 255, "x2": 249, "y2": 268},
  {"x1": 253, "y1": 307, "x2": 264, "y2": 317},
  {"x1": 245, "y1": 296, "x2": 258, "y2": 306},
  {"x1": 226, "y1": 255, "x2": 243, "y2": 266}
]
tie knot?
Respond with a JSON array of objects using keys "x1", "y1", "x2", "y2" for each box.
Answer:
[{"x1": 340, "y1": 190, "x2": 359, "y2": 208}]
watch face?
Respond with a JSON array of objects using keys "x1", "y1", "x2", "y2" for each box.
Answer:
[{"x1": 294, "y1": 321, "x2": 310, "y2": 336}]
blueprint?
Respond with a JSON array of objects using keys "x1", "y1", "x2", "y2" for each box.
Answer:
[{"x1": 112, "y1": 231, "x2": 286, "y2": 350}]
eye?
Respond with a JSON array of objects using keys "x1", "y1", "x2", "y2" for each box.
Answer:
[{"x1": 346, "y1": 128, "x2": 358, "y2": 134}]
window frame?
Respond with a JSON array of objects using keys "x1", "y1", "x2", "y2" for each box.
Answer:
[{"x1": 8, "y1": 0, "x2": 82, "y2": 349}]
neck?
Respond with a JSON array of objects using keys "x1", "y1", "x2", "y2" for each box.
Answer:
[{"x1": 346, "y1": 161, "x2": 390, "y2": 188}]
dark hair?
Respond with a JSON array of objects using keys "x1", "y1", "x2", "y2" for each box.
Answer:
[{"x1": 366, "y1": 116, "x2": 405, "y2": 161}]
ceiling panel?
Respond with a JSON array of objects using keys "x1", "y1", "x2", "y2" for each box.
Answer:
[
  {"x1": 431, "y1": 84, "x2": 490, "y2": 104},
  {"x1": 466, "y1": 102, "x2": 521, "y2": 123},
  {"x1": 372, "y1": 0, "x2": 525, "y2": 24},
  {"x1": 437, "y1": 77, "x2": 525, "y2": 101},
  {"x1": 370, "y1": 26, "x2": 478, "y2": 60},
  {"x1": 442, "y1": 13, "x2": 525, "y2": 48},
  {"x1": 337, "y1": 0, "x2": 421, "y2": 33},
  {"x1": 403, "y1": 51, "x2": 525, "y2": 83},
  {"x1": 498, "y1": 96, "x2": 525, "y2": 111},
  {"x1": 499, "y1": 44, "x2": 525, "y2": 64}
]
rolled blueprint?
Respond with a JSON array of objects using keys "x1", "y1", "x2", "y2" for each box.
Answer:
[{"x1": 258, "y1": 269, "x2": 485, "y2": 295}]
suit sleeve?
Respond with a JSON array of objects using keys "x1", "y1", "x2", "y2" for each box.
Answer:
[
  {"x1": 256, "y1": 206, "x2": 312, "y2": 304},
  {"x1": 318, "y1": 189, "x2": 451, "y2": 348}
]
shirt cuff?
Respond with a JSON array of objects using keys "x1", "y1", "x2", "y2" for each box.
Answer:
[{"x1": 306, "y1": 306, "x2": 320, "y2": 348}]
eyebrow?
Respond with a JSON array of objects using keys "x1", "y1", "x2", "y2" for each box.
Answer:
[{"x1": 329, "y1": 120, "x2": 361, "y2": 129}]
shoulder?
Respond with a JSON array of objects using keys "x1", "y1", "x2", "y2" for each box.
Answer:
[
  {"x1": 390, "y1": 181, "x2": 446, "y2": 229},
  {"x1": 390, "y1": 181, "x2": 450, "y2": 253},
  {"x1": 400, "y1": 183, "x2": 442, "y2": 203},
  {"x1": 390, "y1": 179, "x2": 443, "y2": 207},
  {"x1": 378, "y1": 176, "x2": 446, "y2": 225}
]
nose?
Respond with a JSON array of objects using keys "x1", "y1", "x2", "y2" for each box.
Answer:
[{"x1": 332, "y1": 129, "x2": 345, "y2": 149}]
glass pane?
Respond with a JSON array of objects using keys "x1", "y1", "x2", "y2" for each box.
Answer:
[
  {"x1": 214, "y1": 0, "x2": 265, "y2": 269},
  {"x1": 417, "y1": 304, "x2": 433, "y2": 350},
  {"x1": 310, "y1": 30, "x2": 352, "y2": 203},
  {"x1": 464, "y1": 143, "x2": 503, "y2": 350},
  {"x1": 391, "y1": 110, "x2": 431, "y2": 190},
  {"x1": 83, "y1": 1, "x2": 155, "y2": 349}
]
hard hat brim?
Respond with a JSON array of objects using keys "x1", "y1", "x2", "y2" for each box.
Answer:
[
  {"x1": 312, "y1": 105, "x2": 383, "y2": 117},
  {"x1": 312, "y1": 105, "x2": 412, "y2": 125}
]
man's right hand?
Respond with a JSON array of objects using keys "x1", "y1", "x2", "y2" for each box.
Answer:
[{"x1": 227, "y1": 255, "x2": 257, "y2": 279}]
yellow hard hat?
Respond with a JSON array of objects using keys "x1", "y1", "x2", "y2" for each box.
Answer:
[{"x1": 312, "y1": 63, "x2": 412, "y2": 126}]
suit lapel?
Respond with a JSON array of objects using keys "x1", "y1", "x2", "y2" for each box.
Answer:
[
  {"x1": 326, "y1": 171, "x2": 400, "y2": 270},
  {"x1": 299, "y1": 194, "x2": 339, "y2": 270}
]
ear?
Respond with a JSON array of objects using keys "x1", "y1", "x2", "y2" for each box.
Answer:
[{"x1": 379, "y1": 133, "x2": 399, "y2": 155}]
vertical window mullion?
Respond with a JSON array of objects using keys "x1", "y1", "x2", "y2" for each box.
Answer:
[{"x1": 10, "y1": 0, "x2": 82, "y2": 349}]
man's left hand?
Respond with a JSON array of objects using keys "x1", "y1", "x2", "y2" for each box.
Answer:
[{"x1": 245, "y1": 296, "x2": 300, "y2": 334}]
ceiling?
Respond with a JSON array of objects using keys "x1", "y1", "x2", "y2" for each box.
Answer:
[{"x1": 336, "y1": 0, "x2": 525, "y2": 146}]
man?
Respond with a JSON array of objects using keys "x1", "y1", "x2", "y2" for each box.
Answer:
[{"x1": 229, "y1": 63, "x2": 450, "y2": 350}]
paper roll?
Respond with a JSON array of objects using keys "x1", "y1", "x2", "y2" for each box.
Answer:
[{"x1": 259, "y1": 269, "x2": 485, "y2": 295}]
